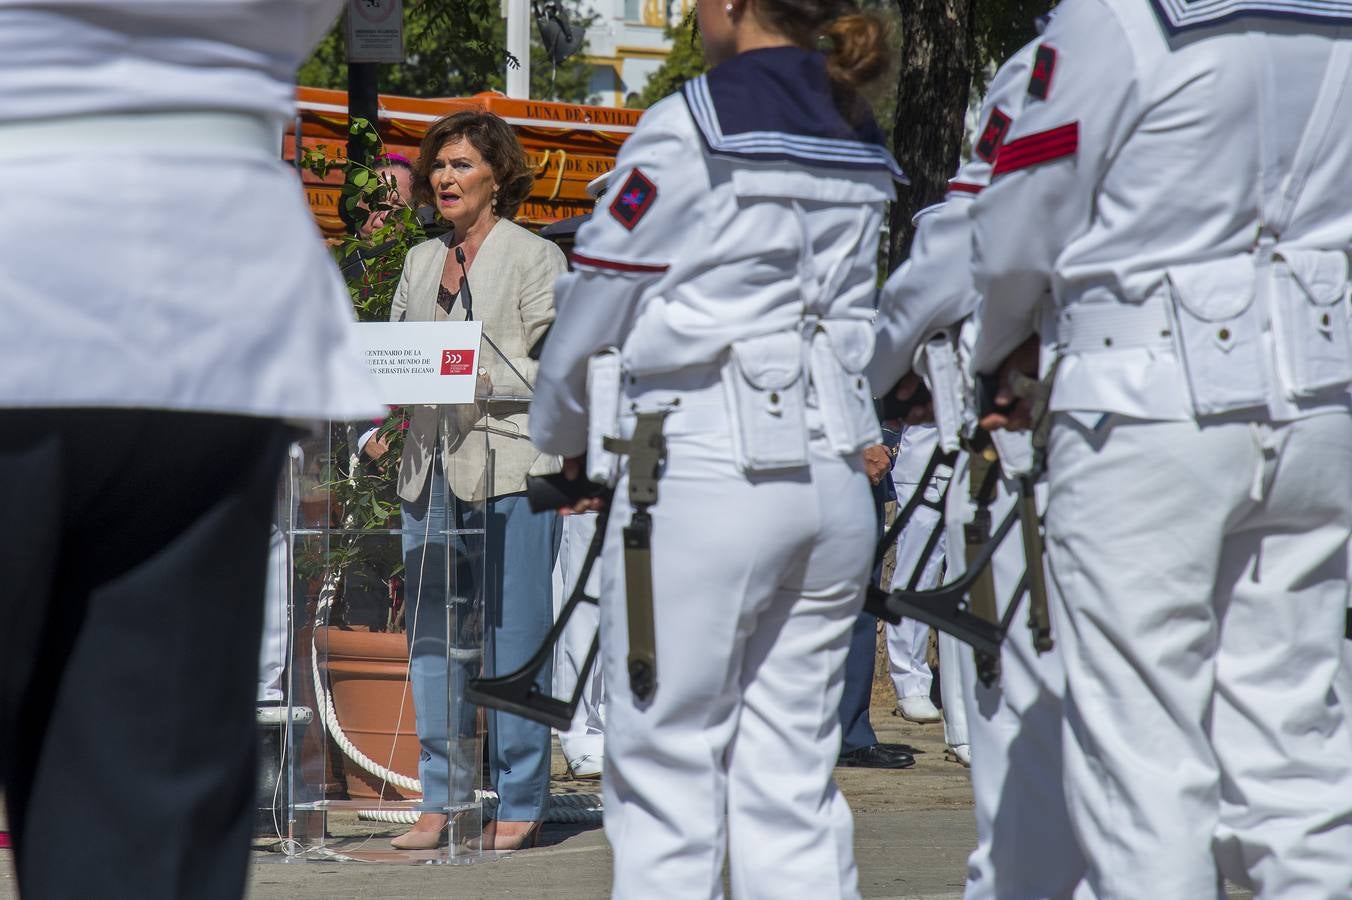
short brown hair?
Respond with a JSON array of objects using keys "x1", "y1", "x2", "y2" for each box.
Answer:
[{"x1": 412, "y1": 111, "x2": 534, "y2": 219}]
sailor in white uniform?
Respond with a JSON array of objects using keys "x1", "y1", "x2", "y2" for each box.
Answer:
[
  {"x1": 884, "y1": 424, "x2": 948, "y2": 727},
  {"x1": 0, "y1": 1, "x2": 381, "y2": 896},
  {"x1": 970, "y1": 2, "x2": 1352, "y2": 895},
  {"x1": 870, "y1": 33, "x2": 1087, "y2": 900},
  {"x1": 549, "y1": 173, "x2": 616, "y2": 780},
  {"x1": 532, "y1": 3, "x2": 901, "y2": 896}
]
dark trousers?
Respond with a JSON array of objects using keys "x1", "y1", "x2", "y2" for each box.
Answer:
[
  {"x1": 0, "y1": 409, "x2": 288, "y2": 900},
  {"x1": 838, "y1": 475, "x2": 891, "y2": 753},
  {"x1": 838, "y1": 612, "x2": 881, "y2": 753}
]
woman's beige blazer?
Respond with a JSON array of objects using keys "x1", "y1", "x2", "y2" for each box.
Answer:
[{"x1": 391, "y1": 219, "x2": 566, "y2": 503}]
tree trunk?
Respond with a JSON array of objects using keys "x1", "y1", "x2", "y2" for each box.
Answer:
[{"x1": 887, "y1": 0, "x2": 976, "y2": 273}]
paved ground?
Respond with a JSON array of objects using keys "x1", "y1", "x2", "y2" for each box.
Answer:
[
  {"x1": 0, "y1": 699, "x2": 982, "y2": 899},
  {"x1": 237, "y1": 709, "x2": 977, "y2": 900},
  {"x1": 0, "y1": 646, "x2": 1254, "y2": 899}
]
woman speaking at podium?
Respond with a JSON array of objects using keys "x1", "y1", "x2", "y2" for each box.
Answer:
[
  {"x1": 532, "y1": 0, "x2": 903, "y2": 893},
  {"x1": 382, "y1": 110, "x2": 567, "y2": 851}
]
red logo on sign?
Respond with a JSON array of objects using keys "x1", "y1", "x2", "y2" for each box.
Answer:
[{"x1": 441, "y1": 349, "x2": 475, "y2": 375}]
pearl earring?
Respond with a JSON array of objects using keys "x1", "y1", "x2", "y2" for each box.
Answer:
[{"x1": 724, "y1": 2, "x2": 733, "y2": 11}]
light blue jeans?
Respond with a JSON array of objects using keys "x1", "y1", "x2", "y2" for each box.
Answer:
[{"x1": 402, "y1": 461, "x2": 560, "y2": 821}]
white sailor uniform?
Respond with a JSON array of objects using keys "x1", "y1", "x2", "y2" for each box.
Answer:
[
  {"x1": 883, "y1": 425, "x2": 949, "y2": 717},
  {"x1": 551, "y1": 511, "x2": 606, "y2": 773},
  {"x1": 970, "y1": 2, "x2": 1352, "y2": 896},
  {"x1": 533, "y1": 46, "x2": 902, "y2": 900},
  {"x1": 870, "y1": 35, "x2": 1087, "y2": 900}
]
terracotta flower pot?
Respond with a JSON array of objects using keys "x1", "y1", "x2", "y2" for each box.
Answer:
[{"x1": 314, "y1": 626, "x2": 422, "y2": 802}]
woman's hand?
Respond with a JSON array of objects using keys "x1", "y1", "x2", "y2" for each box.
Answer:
[
  {"x1": 560, "y1": 456, "x2": 605, "y2": 515},
  {"x1": 362, "y1": 434, "x2": 390, "y2": 461},
  {"x1": 475, "y1": 367, "x2": 494, "y2": 401}
]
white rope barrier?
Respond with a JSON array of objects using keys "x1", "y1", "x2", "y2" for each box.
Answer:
[
  {"x1": 356, "y1": 791, "x2": 605, "y2": 826},
  {"x1": 308, "y1": 636, "x2": 605, "y2": 826},
  {"x1": 310, "y1": 635, "x2": 423, "y2": 792}
]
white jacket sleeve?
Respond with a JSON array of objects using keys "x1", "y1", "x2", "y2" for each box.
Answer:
[
  {"x1": 532, "y1": 97, "x2": 708, "y2": 457},
  {"x1": 867, "y1": 38, "x2": 1037, "y2": 396},
  {"x1": 970, "y1": 0, "x2": 1139, "y2": 373}
]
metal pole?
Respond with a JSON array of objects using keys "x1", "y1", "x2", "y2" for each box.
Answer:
[
  {"x1": 506, "y1": 0, "x2": 531, "y2": 99},
  {"x1": 344, "y1": 61, "x2": 379, "y2": 233},
  {"x1": 346, "y1": 62, "x2": 380, "y2": 167}
]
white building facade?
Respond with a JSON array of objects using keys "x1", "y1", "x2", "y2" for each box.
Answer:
[{"x1": 581, "y1": 0, "x2": 687, "y2": 106}]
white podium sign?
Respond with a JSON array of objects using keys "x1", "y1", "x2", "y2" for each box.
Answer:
[{"x1": 354, "y1": 321, "x2": 483, "y2": 404}]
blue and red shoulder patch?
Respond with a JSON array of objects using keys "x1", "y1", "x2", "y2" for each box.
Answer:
[{"x1": 609, "y1": 168, "x2": 658, "y2": 231}]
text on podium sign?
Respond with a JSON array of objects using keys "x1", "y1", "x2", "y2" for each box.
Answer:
[{"x1": 355, "y1": 321, "x2": 483, "y2": 404}]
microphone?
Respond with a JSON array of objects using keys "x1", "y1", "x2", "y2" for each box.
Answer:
[
  {"x1": 453, "y1": 243, "x2": 536, "y2": 395},
  {"x1": 454, "y1": 246, "x2": 474, "y2": 321}
]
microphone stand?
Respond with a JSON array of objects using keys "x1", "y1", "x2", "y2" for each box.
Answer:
[{"x1": 455, "y1": 245, "x2": 535, "y2": 395}]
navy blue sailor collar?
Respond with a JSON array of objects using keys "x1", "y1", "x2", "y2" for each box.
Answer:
[
  {"x1": 1149, "y1": 0, "x2": 1352, "y2": 33},
  {"x1": 681, "y1": 46, "x2": 907, "y2": 182}
]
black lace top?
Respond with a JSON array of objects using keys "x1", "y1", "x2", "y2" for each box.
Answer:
[{"x1": 437, "y1": 283, "x2": 459, "y2": 316}]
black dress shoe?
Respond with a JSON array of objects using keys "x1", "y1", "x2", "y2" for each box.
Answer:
[{"x1": 836, "y1": 743, "x2": 916, "y2": 769}]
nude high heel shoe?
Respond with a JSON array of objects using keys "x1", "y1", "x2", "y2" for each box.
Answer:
[
  {"x1": 389, "y1": 812, "x2": 449, "y2": 850},
  {"x1": 479, "y1": 819, "x2": 541, "y2": 851}
]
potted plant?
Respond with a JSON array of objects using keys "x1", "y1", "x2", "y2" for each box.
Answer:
[{"x1": 291, "y1": 120, "x2": 436, "y2": 804}]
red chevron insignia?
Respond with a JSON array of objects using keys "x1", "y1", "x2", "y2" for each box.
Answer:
[
  {"x1": 991, "y1": 122, "x2": 1078, "y2": 178},
  {"x1": 571, "y1": 253, "x2": 669, "y2": 273}
]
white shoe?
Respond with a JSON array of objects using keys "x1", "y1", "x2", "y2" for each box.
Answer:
[
  {"x1": 566, "y1": 753, "x2": 603, "y2": 779},
  {"x1": 256, "y1": 704, "x2": 313, "y2": 726},
  {"x1": 945, "y1": 744, "x2": 971, "y2": 767},
  {"x1": 895, "y1": 695, "x2": 942, "y2": 724}
]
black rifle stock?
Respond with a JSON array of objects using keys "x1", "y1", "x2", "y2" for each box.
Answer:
[
  {"x1": 863, "y1": 441, "x2": 1047, "y2": 683},
  {"x1": 464, "y1": 499, "x2": 610, "y2": 731}
]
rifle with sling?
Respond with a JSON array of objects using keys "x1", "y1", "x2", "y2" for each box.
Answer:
[
  {"x1": 465, "y1": 410, "x2": 671, "y2": 727},
  {"x1": 862, "y1": 365, "x2": 1057, "y2": 685},
  {"x1": 463, "y1": 490, "x2": 610, "y2": 731}
]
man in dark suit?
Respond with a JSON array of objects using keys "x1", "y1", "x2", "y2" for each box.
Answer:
[{"x1": 837, "y1": 430, "x2": 916, "y2": 769}]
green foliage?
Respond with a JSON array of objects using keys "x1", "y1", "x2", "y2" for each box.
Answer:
[
  {"x1": 298, "y1": 0, "x2": 597, "y2": 102},
  {"x1": 301, "y1": 119, "x2": 426, "y2": 324},
  {"x1": 628, "y1": 13, "x2": 707, "y2": 108},
  {"x1": 856, "y1": 0, "x2": 903, "y2": 152},
  {"x1": 972, "y1": 0, "x2": 1042, "y2": 87}
]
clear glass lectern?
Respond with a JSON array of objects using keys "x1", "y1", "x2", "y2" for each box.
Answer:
[{"x1": 264, "y1": 409, "x2": 491, "y2": 865}]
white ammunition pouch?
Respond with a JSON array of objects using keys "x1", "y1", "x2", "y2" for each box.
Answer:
[
  {"x1": 808, "y1": 319, "x2": 881, "y2": 456},
  {"x1": 1166, "y1": 255, "x2": 1270, "y2": 415},
  {"x1": 1160, "y1": 248, "x2": 1352, "y2": 412},
  {"x1": 989, "y1": 429, "x2": 1035, "y2": 478},
  {"x1": 1272, "y1": 248, "x2": 1352, "y2": 398},
  {"x1": 586, "y1": 348, "x2": 623, "y2": 485},
  {"x1": 912, "y1": 329, "x2": 967, "y2": 454},
  {"x1": 721, "y1": 319, "x2": 880, "y2": 474},
  {"x1": 1058, "y1": 248, "x2": 1352, "y2": 417},
  {"x1": 722, "y1": 330, "x2": 810, "y2": 472}
]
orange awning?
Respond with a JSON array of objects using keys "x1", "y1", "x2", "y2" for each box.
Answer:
[{"x1": 288, "y1": 87, "x2": 641, "y2": 236}]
